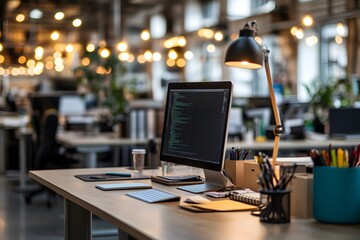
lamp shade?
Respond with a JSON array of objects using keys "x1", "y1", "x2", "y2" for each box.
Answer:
[{"x1": 224, "y1": 29, "x2": 263, "y2": 69}]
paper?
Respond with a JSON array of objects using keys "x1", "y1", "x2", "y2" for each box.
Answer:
[
  {"x1": 184, "y1": 195, "x2": 211, "y2": 204},
  {"x1": 179, "y1": 199, "x2": 258, "y2": 212}
]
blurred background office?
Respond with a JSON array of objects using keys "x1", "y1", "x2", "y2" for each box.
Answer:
[{"x1": 1, "y1": 0, "x2": 360, "y2": 239}]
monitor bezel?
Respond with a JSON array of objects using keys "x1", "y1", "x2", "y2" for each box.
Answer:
[{"x1": 160, "y1": 81, "x2": 233, "y2": 172}]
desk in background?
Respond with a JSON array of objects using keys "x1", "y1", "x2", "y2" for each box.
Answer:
[
  {"x1": 227, "y1": 138, "x2": 360, "y2": 152},
  {"x1": 29, "y1": 166, "x2": 360, "y2": 240},
  {"x1": 56, "y1": 131, "x2": 160, "y2": 168},
  {"x1": 0, "y1": 112, "x2": 28, "y2": 174}
]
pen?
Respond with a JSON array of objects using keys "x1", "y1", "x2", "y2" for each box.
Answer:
[
  {"x1": 337, "y1": 148, "x2": 344, "y2": 168},
  {"x1": 104, "y1": 172, "x2": 132, "y2": 177},
  {"x1": 330, "y1": 149, "x2": 337, "y2": 167}
]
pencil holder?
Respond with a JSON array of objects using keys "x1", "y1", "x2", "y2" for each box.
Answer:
[
  {"x1": 259, "y1": 189, "x2": 291, "y2": 224},
  {"x1": 313, "y1": 167, "x2": 360, "y2": 224}
]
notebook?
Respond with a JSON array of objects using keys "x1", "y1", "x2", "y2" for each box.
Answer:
[
  {"x1": 151, "y1": 175, "x2": 204, "y2": 186},
  {"x1": 229, "y1": 189, "x2": 262, "y2": 206}
]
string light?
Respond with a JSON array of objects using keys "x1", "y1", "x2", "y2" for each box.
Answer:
[
  {"x1": 16, "y1": 14, "x2": 25, "y2": 22},
  {"x1": 72, "y1": 19, "x2": 82, "y2": 27},
  {"x1": 51, "y1": 31, "x2": 60, "y2": 41},
  {"x1": 141, "y1": 30, "x2": 150, "y2": 41},
  {"x1": 336, "y1": 23, "x2": 346, "y2": 36},
  {"x1": 86, "y1": 43, "x2": 95, "y2": 52},
  {"x1": 54, "y1": 12, "x2": 65, "y2": 21},
  {"x1": 302, "y1": 15, "x2": 314, "y2": 27}
]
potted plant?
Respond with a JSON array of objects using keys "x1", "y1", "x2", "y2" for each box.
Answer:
[
  {"x1": 76, "y1": 48, "x2": 134, "y2": 135},
  {"x1": 304, "y1": 78, "x2": 351, "y2": 133}
]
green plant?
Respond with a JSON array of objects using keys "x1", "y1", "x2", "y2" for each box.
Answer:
[{"x1": 76, "y1": 48, "x2": 129, "y2": 116}]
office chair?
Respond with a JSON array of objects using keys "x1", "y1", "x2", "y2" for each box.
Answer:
[{"x1": 24, "y1": 109, "x2": 74, "y2": 207}]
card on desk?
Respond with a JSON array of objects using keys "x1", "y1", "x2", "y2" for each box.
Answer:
[{"x1": 96, "y1": 182, "x2": 152, "y2": 191}]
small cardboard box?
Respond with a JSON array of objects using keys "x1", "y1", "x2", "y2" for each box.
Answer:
[
  {"x1": 290, "y1": 173, "x2": 313, "y2": 218},
  {"x1": 224, "y1": 160, "x2": 260, "y2": 191}
]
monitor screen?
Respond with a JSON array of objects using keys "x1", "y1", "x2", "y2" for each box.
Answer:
[
  {"x1": 329, "y1": 108, "x2": 360, "y2": 139},
  {"x1": 160, "y1": 81, "x2": 233, "y2": 191}
]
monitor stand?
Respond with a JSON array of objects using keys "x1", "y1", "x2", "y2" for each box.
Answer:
[{"x1": 177, "y1": 169, "x2": 232, "y2": 194}]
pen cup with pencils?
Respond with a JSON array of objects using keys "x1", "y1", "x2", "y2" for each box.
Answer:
[
  {"x1": 255, "y1": 153, "x2": 297, "y2": 224},
  {"x1": 259, "y1": 189, "x2": 291, "y2": 224},
  {"x1": 313, "y1": 166, "x2": 360, "y2": 224}
]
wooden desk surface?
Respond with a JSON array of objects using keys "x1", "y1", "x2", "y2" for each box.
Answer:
[{"x1": 29, "y1": 167, "x2": 360, "y2": 240}]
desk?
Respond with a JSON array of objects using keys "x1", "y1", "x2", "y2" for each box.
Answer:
[
  {"x1": 16, "y1": 127, "x2": 33, "y2": 188},
  {"x1": 57, "y1": 131, "x2": 159, "y2": 168},
  {"x1": 227, "y1": 138, "x2": 360, "y2": 151},
  {"x1": 30, "y1": 166, "x2": 360, "y2": 240},
  {"x1": 0, "y1": 113, "x2": 27, "y2": 173}
]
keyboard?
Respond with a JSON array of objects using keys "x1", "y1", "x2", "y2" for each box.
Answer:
[{"x1": 126, "y1": 189, "x2": 181, "y2": 203}]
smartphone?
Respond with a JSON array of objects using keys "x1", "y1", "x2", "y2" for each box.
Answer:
[{"x1": 95, "y1": 182, "x2": 152, "y2": 191}]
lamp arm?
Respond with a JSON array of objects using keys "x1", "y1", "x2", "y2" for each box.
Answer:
[{"x1": 263, "y1": 47, "x2": 284, "y2": 167}]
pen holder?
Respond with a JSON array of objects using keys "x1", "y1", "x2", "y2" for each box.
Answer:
[
  {"x1": 259, "y1": 189, "x2": 291, "y2": 224},
  {"x1": 313, "y1": 167, "x2": 360, "y2": 224}
]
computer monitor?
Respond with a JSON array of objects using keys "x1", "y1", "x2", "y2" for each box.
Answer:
[
  {"x1": 160, "y1": 81, "x2": 233, "y2": 193},
  {"x1": 329, "y1": 108, "x2": 360, "y2": 139}
]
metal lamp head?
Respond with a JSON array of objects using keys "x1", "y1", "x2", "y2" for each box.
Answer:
[{"x1": 224, "y1": 21, "x2": 263, "y2": 69}]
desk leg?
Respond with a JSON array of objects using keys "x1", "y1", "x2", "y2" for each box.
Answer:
[
  {"x1": 0, "y1": 128, "x2": 6, "y2": 174},
  {"x1": 64, "y1": 199, "x2": 92, "y2": 240},
  {"x1": 19, "y1": 135, "x2": 27, "y2": 188},
  {"x1": 86, "y1": 152, "x2": 97, "y2": 168}
]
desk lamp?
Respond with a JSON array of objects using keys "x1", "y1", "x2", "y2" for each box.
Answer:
[{"x1": 224, "y1": 20, "x2": 284, "y2": 168}]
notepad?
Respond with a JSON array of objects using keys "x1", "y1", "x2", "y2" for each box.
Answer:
[
  {"x1": 229, "y1": 190, "x2": 262, "y2": 206},
  {"x1": 179, "y1": 199, "x2": 258, "y2": 212}
]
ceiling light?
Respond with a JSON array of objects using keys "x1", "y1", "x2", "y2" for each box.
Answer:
[
  {"x1": 16, "y1": 14, "x2": 25, "y2": 22},
  {"x1": 144, "y1": 50, "x2": 153, "y2": 61},
  {"x1": 207, "y1": 44, "x2": 216, "y2": 53},
  {"x1": 336, "y1": 23, "x2": 346, "y2": 36},
  {"x1": 168, "y1": 50, "x2": 177, "y2": 60},
  {"x1": 152, "y1": 52, "x2": 161, "y2": 61},
  {"x1": 335, "y1": 35, "x2": 343, "y2": 44},
  {"x1": 127, "y1": 54, "x2": 134, "y2": 62},
  {"x1": 86, "y1": 43, "x2": 95, "y2": 52},
  {"x1": 177, "y1": 37, "x2": 187, "y2": 47},
  {"x1": 176, "y1": 58, "x2": 186, "y2": 68},
  {"x1": 66, "y1": 44, "x2": 74, "y2": 53},
  {"x1": 184, "y1": 51, "x2": 193, "y2": 60},
  {"x1": 116, "y1": 42, "x2": 128, "y2": 52},
  {"x1": 166, "y1": 59, "x2": 175, "y2": 67},
  {"x1": 302, "y1": 15, "x2": 314, "y2": 27},
  {"x1": 118, "y1": 52, "x2": 129, "y2": 61},
  {"x1": 82, "y1": 57, "x2": 90, "y2": 66},
  {"x1": 72, "y1": 19, "x2": 82, "y2": 27},
  {"x1": 290, "y1": 26, "x2": 298, "y2": 36},
  {"x1": 29, "y1": 9, "x2": 43, "y2": 19},
  {"x1": 295, "y1": 28, "x2": 304, "y2": 39},
  {"x1": 54, "y1": 12, "x2": 65, "y2": 21},
  {"x1": 99, "y1": 48, "x2": 110, "y2": 58},
  {"x1": 53, "y1": 51, "x2": 62, "y2": 59},
  {"x1": 26, "y1": 59, "x2": 36, "y2": 68},
  {"x1": 140, "y1": 30, "x2": 150, "y2": 41},
  {"x1": 137, "y1": 55, "x2": 145, "y2": 63},
  {"x1": 51, "y1": 31, "x2": 60, "y2": 41},
  {"x1": 18, "y1": 56, "x2": 26, "y2": 64},
  {"x1": 214, "y1": 31, "x2": 224, "y2": 41},
  {"x1": 0, "y1": 43, "x2": 3, "y2": 52}
]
